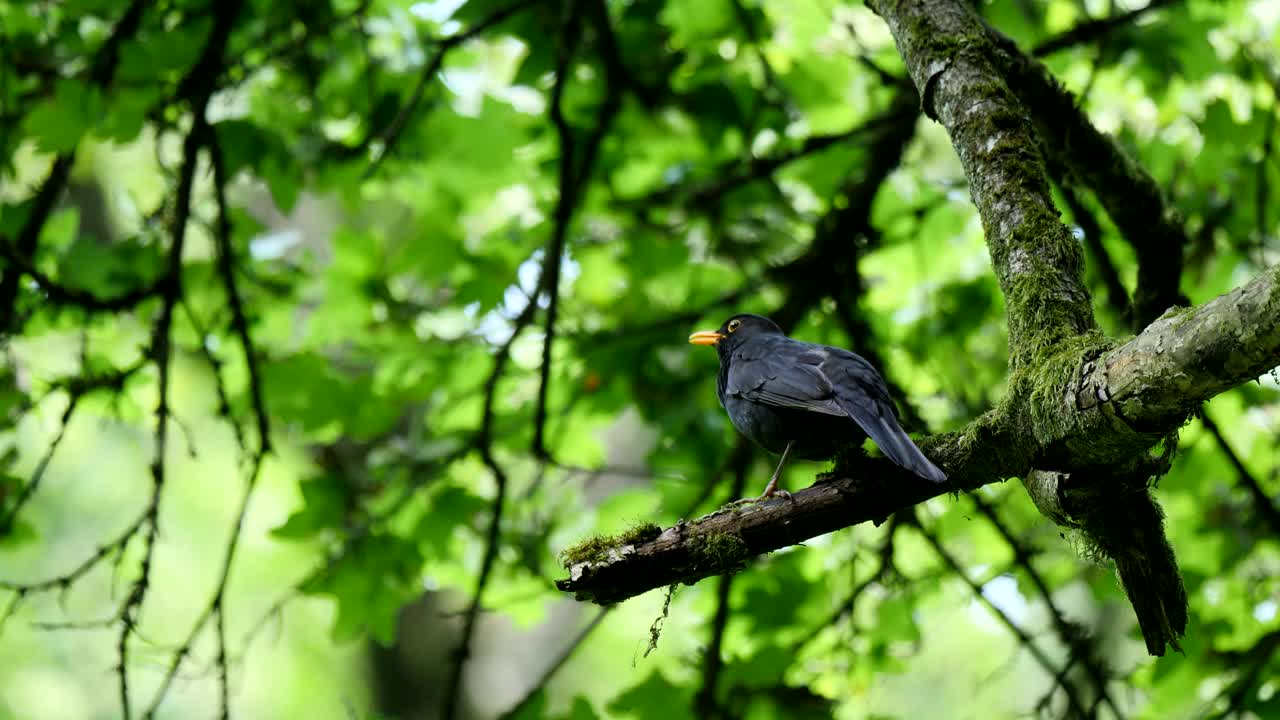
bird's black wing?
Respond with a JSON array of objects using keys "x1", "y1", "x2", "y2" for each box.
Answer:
[
  {"x1": 820, "y1": 346, "x2": 947, "y2": 483},
  {"x1": 724, "y1": 337, "x2": 846, "y2": 415},
  {"x1": 727, "y1": 337, "x2": 946, "y2": 483}
]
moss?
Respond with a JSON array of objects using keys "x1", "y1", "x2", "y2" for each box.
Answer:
[
  {"x1": 1024, "y1": 330, "x2": 1114, "y2": 443},
  {"x1": 687, "y1": 531, "x2": 748, "y2": 573},
  {"x1": 1157, "y1": 304, "x2": 1195, "y2": 331},
  {"x1": 558, "y1": 536, "x2": 615, "y2": 567},
  {"x1": 618, "y1": 522, "x2": 663, "y2": 545},
  {"x1": 1003, "y1": 255, "x2": 1096, "y2": 372},
  {"x1": 558, "y1": 522, "x2": 663, "y2": 568}
]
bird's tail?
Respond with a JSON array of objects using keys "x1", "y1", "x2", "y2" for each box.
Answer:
[{"x1": 840, "y1": 401, "x2": 947, "y2": 483}]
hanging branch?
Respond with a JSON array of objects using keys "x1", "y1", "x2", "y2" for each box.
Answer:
[
  {"x1": 137, "y1": 118, "x2": 272, "y2": 720},
  {"x1": 442, "y1": 7, "x2": 586, "y2": 717},
  {"x1": 1199, "y1": 412, "x2": 1280, "y2": 535},
  {"x1": 969, "y1": 495, "x2": 1122, "y2": 718},
  {"x1": 695, "y1": 461, "x2": 750, "y2": 717},
  {"x1": 531, "y1": 0, "x2": 626, "y2": 459},
  {"x1": 115, "y1": 1, "x2": 245, "y2": 715}
]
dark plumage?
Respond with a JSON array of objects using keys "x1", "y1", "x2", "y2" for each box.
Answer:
[{"x1": 690, "y1": 313, "x2": 946, "y2": 499}]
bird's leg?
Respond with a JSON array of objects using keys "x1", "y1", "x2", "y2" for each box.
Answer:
[
  {"x1": 731, "y1": 441, "x2": 795, "y2": 506},
  {"x1": 759, "y1": 440, "x2": 794, "y2": 498}
]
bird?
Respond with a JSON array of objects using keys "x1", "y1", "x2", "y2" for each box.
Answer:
[{"x1": 689, "y1": 313, "x2": 946, "y2": 501}]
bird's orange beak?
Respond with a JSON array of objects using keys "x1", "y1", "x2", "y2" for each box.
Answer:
[{"x1": 688, "y1": 330, "x2": 723, "y2": 346}]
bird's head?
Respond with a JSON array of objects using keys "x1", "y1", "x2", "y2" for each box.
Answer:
[{"x1": 689, "y1": 313, "x2": 783, "y2": 358}]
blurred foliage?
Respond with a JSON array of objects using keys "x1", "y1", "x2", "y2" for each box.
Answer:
[{"x1": 0, "y1": 0, "x2": 1278, "y2": 719}]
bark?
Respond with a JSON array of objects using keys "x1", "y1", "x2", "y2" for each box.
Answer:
[
  {"x1": 985, "y1": 23, "x2": 1189, "y2": 329},
  {"x1": 866, "y1": 0, "x2": 1098, "y2": 373}
]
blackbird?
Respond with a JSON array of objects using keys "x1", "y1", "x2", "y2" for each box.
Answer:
[{"x1": 690, "y1": 313, "x2": 946, "y2": 500}]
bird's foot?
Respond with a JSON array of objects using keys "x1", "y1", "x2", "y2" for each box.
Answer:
[{"x1": 727, "y1": 487, "x2": 793, "y2": 508}]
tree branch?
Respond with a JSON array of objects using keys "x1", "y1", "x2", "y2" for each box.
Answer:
[
  {"x1": 868, "y1": 0, "x2": 1096, "y2": 371},
  {"x1": 363, "y1": 0, "x2": 540, "y2": 178},
  {"x1": 1056, "y1": 176, "x2": 1133, "y2": 326},
  {"x1": 134, "y1": 122, "x2": 275, "y2": 720},
  {"x1": 532, "y1": 3, "x2": 624, "y2": 458},
  {"x1": 628, "y1": 114, "x2": 901, "y2": 210},
  {"x1": 0, "y1": 0, "x2": 151, "y2": 335},
  {"x1": 497, "y1": 608, "x2": 612, "y2": 720},
  {"x1": 987, "y1": 20, "x2": 1189, "y2": 329},
  {"x1": 970, "y1": 495, "x2": 1122, "y2": 717},
  {"x1": 442, "y1": 9, "x2": 580, "y2": 716},
  {"x1": 116, "y1": 1, "x2": 244, "y2": 714},
  {"x1": 1030, "y1": 0, "x2": 1180, "y2": 57},
  {"x1": 910, "y1": 513, "x2": 1092, "y2": 719},
  {"x1": 695, "y1": 462, "x2": 749, "y2": 717},
  {"x1": 1199, "y1": 411, "x2": 1280, "y2": 535}
]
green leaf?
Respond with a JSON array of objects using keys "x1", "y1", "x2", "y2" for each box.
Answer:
[
  {"x1": 661, "y1": 0, "x2": 734, "y2": 43},
  {"x1": 56, "y1": 235, "x2": 163, "y2": 297},
  {"x1": 215, "y1": 120, "x2": 287, "y2": 176},
  {"x1": 38, "y1": 207, "x2": 80, "y2": 252},
  {"x1": 118, "y1": 19, "x2": 209, "y2": 81},
  {"x1": 271, "y1": 474, "x2": 349, "y2": 540},
  {"x1": 301, "y1": 533, "x2": 424, "y2": 645},
  {"x1": 552, "y1": 697, "x2": 600, "y2": 720},
  {"x1": 504, "y1": 690, "x2": 547, "y2": 720},
  {"x1": 261, "y1": 151, "x2": 301, "y2": 213},
  {"x1": 0, "y1": 515, "x2": 38, "y2": 549},
  {"x1": 22, "y1": 79, "x2": 104, "y2": 153},
  {"x1": 414, "y1": 485, "x2": 488, "y2": 556},
  {"x1": 606, "y1": 671, "x2": 692, "y2": 720},
  {"x1": 98, "y1": 87, "x2": 162, "y2": 143}
]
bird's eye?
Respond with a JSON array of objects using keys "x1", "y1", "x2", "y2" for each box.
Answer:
[{"x1": 727, "y1": 319, "x2": 741, "y2": 333}]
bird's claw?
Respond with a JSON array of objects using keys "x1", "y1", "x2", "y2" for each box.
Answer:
[{"x1": 727, "y1": 488, "x2": 794, "y2": 508}]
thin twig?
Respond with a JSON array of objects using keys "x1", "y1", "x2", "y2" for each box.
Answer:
[
  {"x1": 136, "y1": 119, "x2": 273, "y2": 720},
  {"x1": 0, "y1": 395, "x2": 77, "y2": 535},
  {"x1": 1200, "y1": 412, "x2": 1280, "y2": 535},
  {"x1": 970, "y1": 494, "x2": 1123, "y2": 718},
  {"x1": 910, "y1": 514, "x2": 1093, "y2": 719},
  {"x1": 629, "y1": 116, "x2": 897, "y2": 210},
  {"x1": 0, "y1": 0, "x2": 151, "y2": 335},
  {"x1": 695, "y1": 462, "x2": 750, "y2": 716},
  {"x1": 531, "y1": 0, "x2": 624, "y2": 459},
  {"x1": 1203, "y1": 629, "x2": 1280, "y2": 719},
  {"x1": 364, "y1": 0, "x2": 541, "y2": 178},
  {"x1": 209, "y1": 130, "x2": 271, "y2": 454},
  {"x1": 116, "y1": 1, "x2": 244, "y2": 713},
  {"x1": 498, "y1": 608, "x2": 612, "y2": 720},
  {"x1": 1032, "y1": 0, "x2": 1180, "y2": 57}
]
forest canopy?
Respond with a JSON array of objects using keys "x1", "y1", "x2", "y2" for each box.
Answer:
[{"x1": 0, "y1": 0, "x2": 1278, "y2": 719}]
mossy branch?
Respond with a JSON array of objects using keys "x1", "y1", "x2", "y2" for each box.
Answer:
[
  {"x1": 984, "y1": 23, "x2": 1190, "y2": 329},
  {"x1": 557, "y1": 461, "x2": 953, "y2": 605},
  {"x1": 866, "y1": 0, "x2": 1096, "y2": 372}
]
